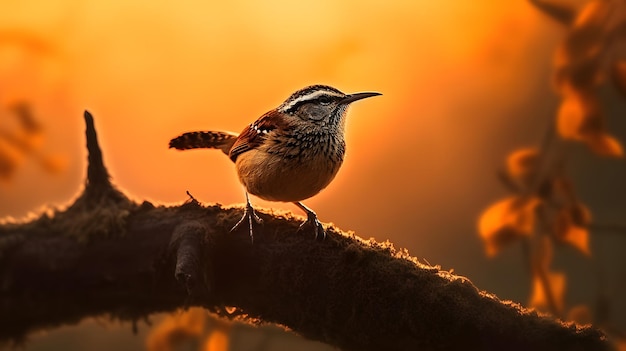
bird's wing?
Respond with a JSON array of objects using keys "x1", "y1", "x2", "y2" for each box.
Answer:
[{"x1": 229, "y1": 111, "x2": 286, "y2": 162}]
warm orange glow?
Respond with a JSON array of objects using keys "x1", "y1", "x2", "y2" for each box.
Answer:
[
  {"x1": 0, "y1": 3, "x2": 579, "y2": 337},
  {"x1": 7, "y1": 0, "x2": 626, "y2": 348},
  {"x1": 506, "y1": 147, "x2": 540, "y2": 188},
  {"x1": 0, "y1": 1, "x2": 553, "y2": 225}
]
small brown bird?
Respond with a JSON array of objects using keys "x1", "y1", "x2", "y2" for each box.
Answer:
[{"x1": 169, "y1": 85, "x2": 381, "y2": 241}]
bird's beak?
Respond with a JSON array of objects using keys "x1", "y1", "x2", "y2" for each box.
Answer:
[{"x1": 341, "y1": 92, "x2": 382, "y2": 104}]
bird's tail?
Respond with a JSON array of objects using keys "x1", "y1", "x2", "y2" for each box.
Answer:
[{"x1": 169, "y1": 131, "x2": 238, "y2": 156}]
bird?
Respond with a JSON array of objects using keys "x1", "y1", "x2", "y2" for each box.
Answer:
[{"x1": 169, "y1": 84, "x2": 381, "y2": 242}]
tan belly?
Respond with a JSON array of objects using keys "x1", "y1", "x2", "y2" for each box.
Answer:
[{"x1": 235, "y1": 149, "x2": 341, "y2": 202}]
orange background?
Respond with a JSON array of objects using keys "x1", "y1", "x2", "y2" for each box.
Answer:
[{"x1": 1, "y1": 0, "x2": 625, "y2": 348}]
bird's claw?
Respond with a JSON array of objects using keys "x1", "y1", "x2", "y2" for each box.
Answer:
[
  {"x1": 297, "y1": 213, "x2": 326, "y2": 241},
  {"x1": 231, "y1": 204, "x2": 262, "y2": 243}
]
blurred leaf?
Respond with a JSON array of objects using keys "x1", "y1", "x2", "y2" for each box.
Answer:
[
  {"x1": 506, "y1": 147, "x2": 540, "y2": 188},
  {"x1": 569, "y1": 202, "x2": 592, "y2": 227},
  {"x1": 0, "y1": 103, "x2": 44, "y2": 155},
  {"x1": 0, "y1": 127, "x2": 43, "y2": 154},
  {"x1": 574, "y1": 0, "x2": 613, "y2": 29},
  {"x1": 146, "y1": 308, "x2": 207, "y2": 351},
  {"x1": 555, "y1": 93, "x2": 622, "y2": 157},
  {"x1": 611, "y1": 60, "x2": 626, "y2": 97},
  {"x1": 528, "y1": 0, "x2": 577, "y2": 25},
  {"x1": 0, "y1": 139, "x2": 23, "y2": 181},
  {"x1": 202, "y1": 330, "x2": 229, "y2": 351},
  {"x1": 14, "y1": 131, "x2": 44, "y2": 155},
  {"x1": 529, "y1": 238, "x2": 564, "y2": 315},
  {"x1": 553, "y1": 202, "x2": 591, "y2": 256},
  {"x1": 496, "y1": 168, "x2": 522, "y2": 193},
  {"x1": 565, "y1": 94, "x2": 624, "y2": 156},
  {"x1": 0, "y1": 155, "x2": 19, "y2": 180},
  {"x1": 567, "y1": 305, "x2": 593, "y2": 325},
  {"x1": 584, "y1": 133, "x2": 624, "y2": 157},
  {"x1": 553, "y1": 54, "x2": 604, "y2": 92},
  {"x1": 478, "y1": 196, "x2": 540, "y2": 256},
  {"x1": 561, "y1": 19, "x2": 605, "y2": 64},
  {"x1": 529, "y1": 270, "x2": 566, "y2": 313},
  {"x1": 553, "y1": 0, "x2": 612, "y2": 93},
  {"x1": 0, "y1": 103, "x2": 66, "y2": 179},
  {"x1": 38, "y1": 153, "x2": 68, "y2": 174},
  {"x1": 9, "y1": 102, "x2": 42, "y2": 133},
  {"x1": 556, "y1": 93, "x2": 602, "y2": 139},
  {"x1": 559, "y1": 223, "x2": 590, "y2": 255}
]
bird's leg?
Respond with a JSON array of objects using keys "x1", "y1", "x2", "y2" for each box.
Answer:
[
  {"x1": 231, "y1": 192, "x2": 262, "y2": 243},
  {"x1": 294, "y1": 202, "x2": 326, "y2": 240}
]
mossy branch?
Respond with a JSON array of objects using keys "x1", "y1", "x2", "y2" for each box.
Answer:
[{"x1": 0, "y1": 112, "x2": 611, "y2": 351}]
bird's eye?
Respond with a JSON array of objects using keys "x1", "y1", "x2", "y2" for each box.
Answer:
[{"x1": 318, "y1": 96, "x2": 332, "y2": 105}]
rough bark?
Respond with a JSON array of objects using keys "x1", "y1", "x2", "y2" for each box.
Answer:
[{"x1": 0, "y1": 112, "x2": 611, "y2": 351}]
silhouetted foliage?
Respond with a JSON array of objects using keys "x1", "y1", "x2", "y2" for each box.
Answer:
[
  {"x1": 479, "y1": 0, "x2": 626, "y2": 348},
  {"x1": 0, "y1": 102, "x2": 65, "y2": 181}
]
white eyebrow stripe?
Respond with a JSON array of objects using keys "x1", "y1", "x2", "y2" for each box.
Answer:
[{"x1": 279, "y1": 90, "x2": 344, "y2": 112}]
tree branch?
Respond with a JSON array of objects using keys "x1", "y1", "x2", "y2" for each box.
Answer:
[{"x1": 0, "y1": 112, "x2": 610, "y2": 351}]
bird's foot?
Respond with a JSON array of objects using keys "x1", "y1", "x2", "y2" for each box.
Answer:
[
  {"x1": 297, "y1": 211, "x2": 326, "y2": 241},
  {"x1": 231, "y1": 202, "x2": 262, "y2": 243}
]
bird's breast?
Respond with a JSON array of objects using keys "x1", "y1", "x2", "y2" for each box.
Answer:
[{"x1": 234, "y1": 136, "x2": 345, "y2": 202}]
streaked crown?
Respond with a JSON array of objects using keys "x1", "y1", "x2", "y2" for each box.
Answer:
[
  {"x1": 278, "y1": 85, "x2": 346, "y2": 114},
  {"x1": 277, "y1": 85, "x2": 380, "y2": 125}
]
